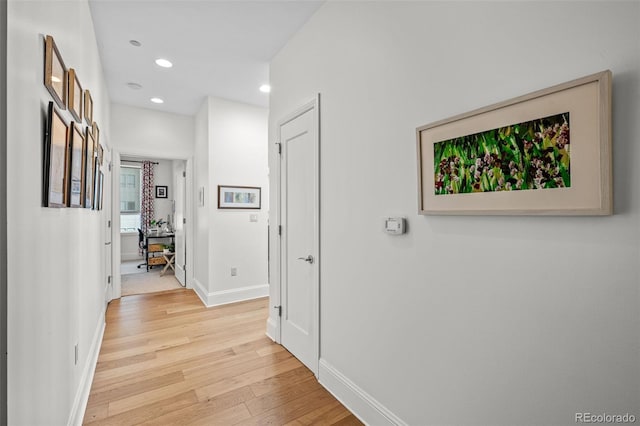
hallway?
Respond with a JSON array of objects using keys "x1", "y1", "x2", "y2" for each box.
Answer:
[{"x1": 83, "y1": 290, "x2": 360, "y2": 425}]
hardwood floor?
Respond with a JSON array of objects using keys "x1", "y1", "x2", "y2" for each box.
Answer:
[{"x1": 83, "y1": 289, "x2": 361, "y2": 425}]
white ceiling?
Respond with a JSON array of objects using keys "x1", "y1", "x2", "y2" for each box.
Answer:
[{"x1": 88, "y1": 0, "x2": 323, "y2": 116}]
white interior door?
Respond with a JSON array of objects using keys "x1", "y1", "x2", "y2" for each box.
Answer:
[
  {"x1": 279, "y1": 99, "x2": 319, "y2": 374},
  {"x1": 174, "y1": 163, "x2": 186, "y2": 286}
]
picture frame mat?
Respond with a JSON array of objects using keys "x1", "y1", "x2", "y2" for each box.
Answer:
[{"x1": 417, "y1": 71, "x2": 611, "y2": 215}]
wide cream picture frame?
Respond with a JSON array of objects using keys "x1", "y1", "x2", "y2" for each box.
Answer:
[{"x1": 416, "y1": 70, "x2": 612, "y2": 215}]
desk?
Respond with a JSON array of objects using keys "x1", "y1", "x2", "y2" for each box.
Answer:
[{"x1": 145, "y1": 231, "x2": 174, "y2": 271}]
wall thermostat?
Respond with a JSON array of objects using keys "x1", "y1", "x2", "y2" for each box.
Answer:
[{"x1": 384, "y1": 217, "x2": 406, "y2": 235}]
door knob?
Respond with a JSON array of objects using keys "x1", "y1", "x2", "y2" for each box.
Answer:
[{"x1": 297, "y1": 255, "x2": 314, "y2": 264}]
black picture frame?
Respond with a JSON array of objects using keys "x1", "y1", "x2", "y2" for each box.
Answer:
[
  {"x1": 156, "y1": 185, "x2": 168, "y2": 198},
  {"x1": 43, "y1": 101, "x2": 70, "y2": 208}
]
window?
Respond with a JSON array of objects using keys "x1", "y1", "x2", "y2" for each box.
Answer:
[{"x1": 120, "y1": 165, "x2": 141, "y2": 232}]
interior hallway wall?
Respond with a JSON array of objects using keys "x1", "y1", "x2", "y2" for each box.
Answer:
[
  {"x1": 269, "y1": 2, "x2": 640, "y2": 425},
  {"x1": 193, "y1": 97, "x2": 269, "y2": 306},
  {"x1": 6, "y1": 0, "x2": 112, "y2": 424},
  {"x1": 0, "y1": 0, "x2": 7, "y2": 421}
]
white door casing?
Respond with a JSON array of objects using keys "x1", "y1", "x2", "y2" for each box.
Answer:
[
  {"x1": 278, "y1": 96, "x2": 320, "y2": 375},
  {"x1": 174, "y1": 163, "x2": 187, "y2": 286}
]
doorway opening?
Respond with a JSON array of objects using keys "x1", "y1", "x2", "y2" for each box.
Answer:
[{"x1": 117, "y1": 155, "x2": 188, "y2": 297}]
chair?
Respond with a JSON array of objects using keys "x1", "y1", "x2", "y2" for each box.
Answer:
[{"x1": 137, "y1": 228, "x2": 147, "y2": 269}]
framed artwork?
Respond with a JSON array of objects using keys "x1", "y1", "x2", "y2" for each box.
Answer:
[
  {"x1": 94, "y1": 169, "x2": 103, "y2": 210},
  {"x1": 155, "y1": 185, "x2": 168, "y2": 198},
  {"x1": 98, "y1": 144, "x2": 104, "y2": 166},
  {"x1": 416, "y1": 70, "x2": 612, "y2": 216},
  {"x1": 44, "y1": 35, "x2": 67, "y2": 109},
  {"x1": 68, "y1": 123, "x2": 85, "y2": 208},
  {"x1": 44, "y1": 102, "x2": 70, "y2": 207},
  {"x1": 84, "y1": 89, "x2": 93, "y2": 126},
  {"x1": 67, "y1": 68, "x2": 83, "y2": 122},
  {"x1": 84, "y1": 128, "x2": 95, "y2": 208},
  {"x1": 92, "y1": 122, "x2": 99, "y2": 147},
  {"x1": 218, "y1": 185, "x2": 261, "y2": 209}
]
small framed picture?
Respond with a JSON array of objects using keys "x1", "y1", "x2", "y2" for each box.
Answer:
[
  {"x1": 92, "y1": 122, "x2": 99, "y2": 147},
  {"x1": 218, "y1": 185, "x2": 261, "y2": 209},
  {"x1": 156, "y1": 185, "x2": 168, "y2": 198},
  {"x1": 44, "y1": 102, "x2": 70, "y2": 207},
  {"x1": 44, "y1": 35, "x2": 67, "y2": 109},
  {"x1": 84, "y1": 128, "x2": 95, "y2": 208},
  {"x1": 67, "y1": 68, "x2": 83, "y2": 122},
  {"x1": 68, "y1": 122, "x2": 85, "y2": 208},
  {"x1": 84, "y1": 89, "x2": 93, "y2": 126}
]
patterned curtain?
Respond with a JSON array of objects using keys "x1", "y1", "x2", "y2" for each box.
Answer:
[{"x1": 141, "y1": 161, "x2": 155, "y2": 233}]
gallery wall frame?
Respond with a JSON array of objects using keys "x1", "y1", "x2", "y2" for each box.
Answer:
[
  {"x1": 84, "y1": 89, "x2": 93, "y2": 126},
  {"x1": 68, "y1": 122, "x2": 85, "y2": 208},
  {"x1": 416, "y1": 70, "x2": 612, "y2": 216},
  {"x1": 44, "y1": 102, "x2": 70, "y2": 208},
  {"x1": 218, "y1": 185, "x2": 261, "y2": 209},
  {"x1": 84, "y1": 127, "x2": 95, "y2": 208},
  {"x1": 67, "y1": 68, "x2": 82, "y2": 122},
  {"x1": 44, "y1": 35, "x2": 67, "y2": 110},
  {"x1": 92, "y1": 122, "x2": 99, "y2": 147}
]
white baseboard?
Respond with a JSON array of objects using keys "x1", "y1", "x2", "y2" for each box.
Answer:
[
  {"x1": 318, "y1": 359, "x2": 406, "y2": 426},
  {"x1": 193, "y1": 277, "x2": 209, "y2": 307},
  {"x1": 193, "y1": 282, "x2": 269, "y2": 307},
  {"x1": 68, "y1": 315, "x2": 106, "y2": 426},
  {"x1": 266, "y1": 316, "x2": 278, "y2": 342}
]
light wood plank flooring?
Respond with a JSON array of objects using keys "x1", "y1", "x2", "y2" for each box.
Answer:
[{"x1": 83, "y1": 289, "x2": 361, "y2": 425}]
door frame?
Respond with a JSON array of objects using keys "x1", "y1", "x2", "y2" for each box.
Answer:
[{"x1": 273, "y1": 95, "x2": 321, "y2": 375}]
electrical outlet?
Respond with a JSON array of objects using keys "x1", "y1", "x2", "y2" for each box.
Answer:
[
  {"x1": 74, "y1": 344, "x2": 79, "y2": 365},
  {"x1": 231, "y1": 267, "x2": 237, "y2": 276},
  {"x1": 250, "y1": 214, "x2": 258, "y2": 222}
]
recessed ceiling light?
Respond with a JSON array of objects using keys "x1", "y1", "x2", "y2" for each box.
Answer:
[
  {"x1": 127, "y1": 82, "x2": 143, "y2": 90},
  {"x1": 259, "y1": 84, "x2": 271, "y2": 93},
  {"x1": 129, "y1": 40, "x2": 142, "y2": 47},
  {"x1": 155, "y1": 58, "x2": 173, "y2": 68},
  {"x1": 150, "y1": 97, "x2": 164, "y2": 104}
]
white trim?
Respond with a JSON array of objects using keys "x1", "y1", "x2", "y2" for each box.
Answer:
[
  {"x1": 275, "y1": 95, "x2": 321, "y2": 376},
  {"x1": 67, "y1": 316, "x2": 106, "y2": 426},
  {"x1": 319, "y1": 359, "x2": 407, "y2": 426},
  {"x1": 192, "y1": 277, "x2": 209, "y2": 306},
  {"x1": 194, "y1": 283, "x2": 269, "y2": 307},
  {"x1": 265, "y1": 316, "x2": 278, "y2": 341}
]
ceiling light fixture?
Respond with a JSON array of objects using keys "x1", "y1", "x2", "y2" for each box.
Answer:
[
  {"x1": 129, "y1": 40, "x2": 142, "y2": 47},
  {"x1": 259, "y1": 84, "x2": 271, "y2": 93},
  {"x1": 155, "y1": 58, "x2": 173, "y2": 68},
  {"x1": 127, "y1": 82, "x2": 143, "y2": 90},
  {"x1": 150, "y1": 97, "x2": 164, "y2": 104}
]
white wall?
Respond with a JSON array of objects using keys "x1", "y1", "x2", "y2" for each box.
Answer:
[
  {"x1": 6, "y1": 0, "x2": 111, "y2": 424},
  {"x1": 110, "y1": 103, "x2": 194, "y2": 159},
  {"x1": 209, "y1": 97, "x2": 269, "y2": 303},
  {"x1": 0, "y1": 0, "x2": 7, "y2": 420},
  {"x1": 193, "y1": 97, "x2": 269, "y2": 306},
  {"x1": 193, "y1": 99, "x2": 210, "y2": 295},
  {"x1": 269, "y1": 2, "x2": 640, "y2": 425}
]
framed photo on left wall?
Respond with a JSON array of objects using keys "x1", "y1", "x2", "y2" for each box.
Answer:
[{"x1": 44, "y1": 102, "x2": 70, "y2": 207}]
